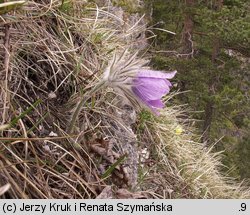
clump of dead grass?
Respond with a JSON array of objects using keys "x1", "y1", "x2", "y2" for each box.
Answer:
[
  {"x1": 138, "y1": 101, "x2": 250, "y2": 198},
  {"x1": 0, "y1": 0, "x2": 148, "y2": 198},
  {"x1": 0, "y1": 0, "x2": 249, "y2": 199}
]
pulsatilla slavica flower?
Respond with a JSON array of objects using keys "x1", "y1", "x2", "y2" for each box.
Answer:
[
  {"x1": 68, "y1": 50, "x2": 176, "y2": 133},
  {"x1": 132, "y1": 69, "x2": 176, "y2": 115},
  {"x1": 103, "y1": 50, "x2": 177, "y2": 115}
]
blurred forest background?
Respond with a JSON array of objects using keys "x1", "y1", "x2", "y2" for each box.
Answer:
[
  {"x1": 1, "y1": 0, "x2": 250, "y2": 198},
  {"x1": 143, "y1": 0, "x2": 250, "y2": 181}
]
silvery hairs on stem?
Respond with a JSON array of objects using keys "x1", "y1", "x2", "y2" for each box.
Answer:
[{"x1": 67, "y1": 49, "x2": 176, "y2": 133}]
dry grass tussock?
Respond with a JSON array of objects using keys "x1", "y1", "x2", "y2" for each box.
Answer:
[
  {"x1": 139, "y1": 103, "x2": 250, "y2": 198},
  {"x1": 0, "y1": 0, "x2": 249, "y2": 198}
]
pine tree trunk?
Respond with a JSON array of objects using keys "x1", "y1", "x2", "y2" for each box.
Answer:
[
  {"x1": 181, "y1": 0, "x2": 194, "y2": 57},
  {"x1": 202, "y1": 0, "x2": 223, "y2": 144}
]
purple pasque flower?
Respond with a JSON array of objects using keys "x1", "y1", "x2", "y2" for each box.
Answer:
[
  {"x1": 132, "y1": 69, "x2": 177, "y2": 115},
  {"x1": 103, "y1": 50, "x2": 176, "y2": 115}
]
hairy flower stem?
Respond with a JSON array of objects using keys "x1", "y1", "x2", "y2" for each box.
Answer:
[{"x1": 67, "y1": 81, "x2": 105, "y2": 134}]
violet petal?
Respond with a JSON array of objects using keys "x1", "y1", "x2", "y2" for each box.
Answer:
[
  {"x1": 137, "y1": 69, "x2": 177, "y2": 79},
  {"x1": 148, "y1": 100, "x2": 165, "y2": 108},
  {"x1": 132, "y1": 86, "x2": 162, "y2": 115},
  {"x1": 133, "y1": 77, "x2": 170, "y2": 100}
]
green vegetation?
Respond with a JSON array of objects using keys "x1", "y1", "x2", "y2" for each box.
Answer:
[
  {"x1": 146, "y1": 0, "x2": 250, "y2": 180},
  {"x1": 0, "y1": 0, "x2": 249, "y2": 198}
]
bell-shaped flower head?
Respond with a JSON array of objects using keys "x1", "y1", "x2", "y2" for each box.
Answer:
[
  {"x1": 103, "y1": 50, "x2": 176, "y2": 115},
  {"x1": 132, "y1": 69, "x2": 176, "y2": 115}
]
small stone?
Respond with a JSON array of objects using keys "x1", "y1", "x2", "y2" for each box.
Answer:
[
  {"x1": 49, "y1": 131, "x2": 58, "y2": 137},
  {"x1": 48, "y1": 91, "x2": 57, "y2": 99}
]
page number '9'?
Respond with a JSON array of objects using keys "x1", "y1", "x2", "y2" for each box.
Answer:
[{"x1": 240, "y1": 203, "x2": 246, "y2": 212}]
